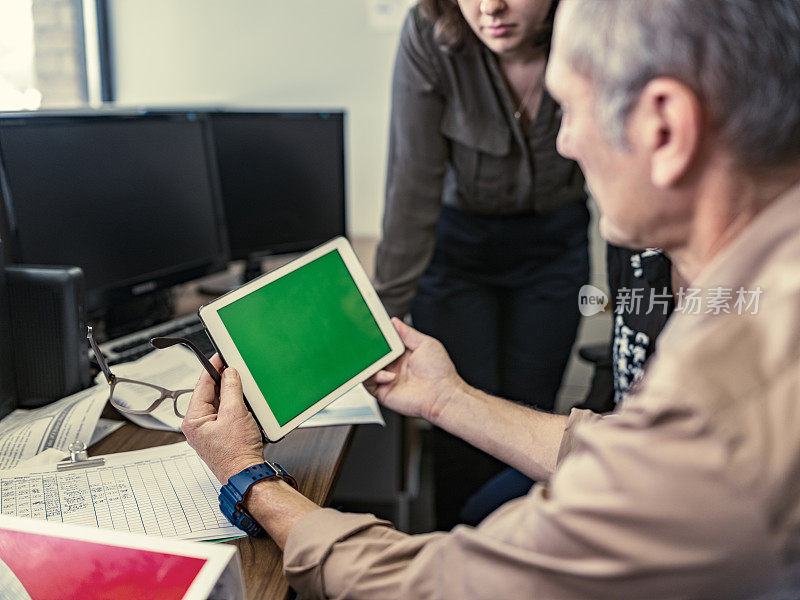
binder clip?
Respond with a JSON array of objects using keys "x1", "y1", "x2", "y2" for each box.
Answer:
[{"x1": 56, "y1": 440, "x2": 105, "y2": 471}]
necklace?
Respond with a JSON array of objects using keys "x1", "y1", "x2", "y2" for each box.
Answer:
[{"x1": 514, "y1": 76, "x2": 539, "y2": 121}]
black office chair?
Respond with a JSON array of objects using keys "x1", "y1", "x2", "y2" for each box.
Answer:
[{"x1": 573, "y1": 342, "x2": 616, "y2": 414}]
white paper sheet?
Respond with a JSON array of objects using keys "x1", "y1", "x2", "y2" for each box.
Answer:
[
  {"x1": 12, "y1": 449, "x2": 68, "y2": 471},
  {"x1": 0, "y1": 442, "x2": 244, "y2": 541},
  {"x1": 298, "y1": 384, "x2": 385, "y2": 428},
  {"x1": 0, "y1": 386, "x2": 108, "y2": 470},
  {"x1": 88, "y1": 418, "x2": 126, "y2": 446},
  {"x1": 10, "y1": 416, "x2": 125, "y2": 473},
  {"x1": 0, "y1": 554, "x2": 32, "y2": 600},
  {"x1": 105, "y1": 346, "x2": 385, "y2": 431},
  {"x1": 10, "y1": 420, "x2": 127, "y2": 473}
]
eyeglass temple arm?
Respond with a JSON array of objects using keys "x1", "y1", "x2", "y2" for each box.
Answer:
[
  {"x1": 150, "y1": 336, "x2": 222, "y2": 387},
  {"x1": 87, "y1": 326, "x2": 114, "y2": 383}
]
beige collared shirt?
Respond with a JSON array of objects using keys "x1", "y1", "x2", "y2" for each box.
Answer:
[{"x1": 284, "y1": 184, "x2": 800, "y2": 599}]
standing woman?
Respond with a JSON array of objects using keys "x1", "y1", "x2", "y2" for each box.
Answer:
[{"x1": 374, "y1": 0, "x2": 589, "y2": 529}]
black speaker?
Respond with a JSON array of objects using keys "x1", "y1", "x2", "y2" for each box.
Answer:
[{"x1": 5, "y1": 265, "x2": 90, "y2": 408}]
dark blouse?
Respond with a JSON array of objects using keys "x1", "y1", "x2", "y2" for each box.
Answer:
[{"x1": 374, "y1": 7, "x2": 586, "y2": 317}]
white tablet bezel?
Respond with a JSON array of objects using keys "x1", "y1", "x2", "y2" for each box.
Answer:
[{"x1": 198, "y1": 237, "x2": 404, "y2": 441}]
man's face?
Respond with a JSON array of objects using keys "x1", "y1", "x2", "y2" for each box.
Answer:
[{"x1": 544, "y1": 3, "x2": 670, "y2": 249}]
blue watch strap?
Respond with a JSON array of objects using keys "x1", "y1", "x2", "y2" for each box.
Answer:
[
  {"x1": 219, "y1": 461, "x2": 297, "y2": 537},
  {"x1": 228, "y1": 461, "x2": 297, "y2": 494}
]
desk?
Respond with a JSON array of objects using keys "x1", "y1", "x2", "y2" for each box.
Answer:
[{"x1": 91, "y1": 400, "x2": 353, "y2": 600}]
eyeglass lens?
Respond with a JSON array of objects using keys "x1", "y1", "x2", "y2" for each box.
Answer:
[{"x1": 110, "y1": 381, "x2": 192, "y2": 417}]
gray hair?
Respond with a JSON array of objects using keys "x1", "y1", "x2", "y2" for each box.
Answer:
[{"x1": 561, "y1": 0, "x2": 800, "y2": 171}]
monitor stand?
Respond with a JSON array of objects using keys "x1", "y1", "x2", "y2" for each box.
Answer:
[
  {"x1": 102, "y1": 290, "x2": 175, "y2": 341},
  {"x1": 197, "y1": 257, "x2": 264, "y2": 297}
]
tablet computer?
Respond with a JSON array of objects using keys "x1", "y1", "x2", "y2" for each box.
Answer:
[{"x1": 198, "y1": 237, "x2": 404, "y2": 441}]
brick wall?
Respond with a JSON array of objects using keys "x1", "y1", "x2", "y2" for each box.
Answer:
[{"x1": 32, "y1": 0, "x2": 88, "y2": 107}]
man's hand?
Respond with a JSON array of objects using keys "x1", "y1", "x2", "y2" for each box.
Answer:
[
  {"x1": 182, "y1": 355, "x2": 265, "y2": 484},
  {"x1": 365, "y1": 318, "x2": 465, "y2": 423}
]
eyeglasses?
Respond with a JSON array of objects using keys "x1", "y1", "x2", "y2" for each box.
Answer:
[{"x1": 87, "y1": 326, "x2": 221, "y2": 418}]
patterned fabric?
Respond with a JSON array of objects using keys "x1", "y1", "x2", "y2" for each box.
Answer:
[{"x1": 606, "y1": 245, "x2": 673, "y2": 404}]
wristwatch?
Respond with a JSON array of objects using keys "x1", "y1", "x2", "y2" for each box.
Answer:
[{"x1": 219, "y1": 461, "x2": 298, "y2": 537}]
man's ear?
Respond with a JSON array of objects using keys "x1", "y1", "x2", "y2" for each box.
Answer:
[{"x1": 634, "y1": 78, "x2": 702, "y2": 188}]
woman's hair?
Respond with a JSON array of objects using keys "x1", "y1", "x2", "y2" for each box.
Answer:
[{"x1": 418, "y1": 0, "x2": 558, "y2": 52}]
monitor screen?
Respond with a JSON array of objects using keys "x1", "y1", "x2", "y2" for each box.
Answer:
[
  {"x1": 208, "y1": 112, "x2": 346, "y2": 260},
  {"x1": 0, "y1": 112, "x2": 229, "y2": 314}
]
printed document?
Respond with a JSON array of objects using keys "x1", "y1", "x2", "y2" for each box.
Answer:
[
  {"x1": 0, "y1": 442, "x2": 243, "y2": 541},
  {"x1": 0, "y1": 386, "x2": 108, "y2": 470}
]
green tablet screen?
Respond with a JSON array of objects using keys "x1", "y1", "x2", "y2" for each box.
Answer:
[{"x1": 217, "y1": 249, "x2": 391, "y2": 426}]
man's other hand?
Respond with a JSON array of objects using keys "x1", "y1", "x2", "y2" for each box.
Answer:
[
  {"x1": 365, "y1": 318, "x2": 465, "y2": 423},
  {"x1": 182, "y1": 355, "x2": 265, "y2": 484}
]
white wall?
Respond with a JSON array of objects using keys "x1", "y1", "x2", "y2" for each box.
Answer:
[{"x1": 107, "y1": 0, "x2": 412, "y2": 238}]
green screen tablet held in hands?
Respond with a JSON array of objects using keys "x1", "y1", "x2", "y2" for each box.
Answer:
[{"x1": 199, "y1": 237, "x2": 404, "y2": 441}]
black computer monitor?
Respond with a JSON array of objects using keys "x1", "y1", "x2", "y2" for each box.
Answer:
[
  {"x1": 0, "y1": 111, "x2": 229, "y2": 330},
  {"x1": 208, "y1": 111, "x2": 346, "y2": 275}
]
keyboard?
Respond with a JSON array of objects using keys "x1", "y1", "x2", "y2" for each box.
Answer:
[{"x1": 96, "y1": 314, "x2": 217, "y2": 365}]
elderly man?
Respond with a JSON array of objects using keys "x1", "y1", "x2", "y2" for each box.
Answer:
[{"x1": 182, "y1": 0, "x2": 800, "y2": 597}]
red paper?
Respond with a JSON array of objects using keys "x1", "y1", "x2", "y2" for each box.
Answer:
[{"x1": 0, "y1": 529, "x2": 206, "y2": 600}]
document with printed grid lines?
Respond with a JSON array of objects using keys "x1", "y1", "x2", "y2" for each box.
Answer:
[{"x1": 0, "y1": 442, "x2": 243, "y2": 541}]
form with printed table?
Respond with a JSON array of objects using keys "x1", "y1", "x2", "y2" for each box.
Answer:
[{"x1": 0, "y1": 442, "x2": 243, "y2": 541}]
